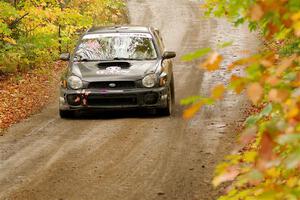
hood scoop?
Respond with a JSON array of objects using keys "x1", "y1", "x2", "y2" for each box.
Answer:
[{"x1": 97, "y1": 62, "x2": 131, "y2": 69}]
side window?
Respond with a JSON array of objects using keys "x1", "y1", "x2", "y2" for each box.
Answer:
[{"x1": 154, "y1": 30, "x2": 165, "y2": 52}]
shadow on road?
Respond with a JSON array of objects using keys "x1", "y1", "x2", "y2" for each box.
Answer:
[{"x1": 67, "y1": 109, "x2": 169, "y2": 120}]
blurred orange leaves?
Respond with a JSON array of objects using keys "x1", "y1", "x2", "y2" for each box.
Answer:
[{"x1": 201, "y1": 52, "x2": 223, "y2": 71}]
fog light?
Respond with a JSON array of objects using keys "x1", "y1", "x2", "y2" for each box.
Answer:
[
  {"x1": 67, "y1": 94, "x2": 82, "y2": 106},
  {"x1": 144, "y1": 93, "x2": 158, "y2": 105}
]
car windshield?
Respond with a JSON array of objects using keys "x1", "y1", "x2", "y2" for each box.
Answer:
[{"x1": 74, "y1": 33, "x2": 158, "y2": 61}]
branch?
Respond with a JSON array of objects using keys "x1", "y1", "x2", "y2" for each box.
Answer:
[
  {"x1": 27, "y1": 24, "x2": 46, "y2": 33},
  {"x1": 9, "y1": 13, "x2": 29, "y2": 29}
]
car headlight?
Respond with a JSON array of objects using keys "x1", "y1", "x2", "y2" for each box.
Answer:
[
  {"x1": 142, "y1": 74, "x2": 157, "y2": 88},
  {"x1": 67, "y1": 76, "x2": 83, "y2": 90}
]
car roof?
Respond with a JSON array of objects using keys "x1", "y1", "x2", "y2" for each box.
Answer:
[{"x1": 86, "y1": 26, "x2": 153, "y2": 34}]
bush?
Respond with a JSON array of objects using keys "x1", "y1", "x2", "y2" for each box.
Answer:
[{"x1": 0, "y1": 0, "x2": 126, "y2": 74}]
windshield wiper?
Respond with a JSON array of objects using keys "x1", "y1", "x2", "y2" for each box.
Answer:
[
  {"x1": 75, "y1": 59, "x2": 104, "y2": 62},
  {"x1": 113, "y1": 57, "x2": 143, "y2": 61},
  {"x1": 75, "y1": 57, "x2": 148, "y2": 62},
  {"x1": 73, "y1": 55, "x2": 105, "y2": 62}
]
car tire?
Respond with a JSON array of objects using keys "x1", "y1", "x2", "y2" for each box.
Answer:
[
  {"x1": 170, "y1": 74, "x2": 175, "y2": 105},
  {"x1": 59, "y1": 110, "x2": 74, "y2": 119},
  {"x1": 158, "y1": 80, "x2": 174, "y2": 116}
]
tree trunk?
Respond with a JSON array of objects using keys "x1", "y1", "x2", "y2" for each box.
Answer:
[{"x1": 58, "y1": 1, "x2": 65, "y2": 54}]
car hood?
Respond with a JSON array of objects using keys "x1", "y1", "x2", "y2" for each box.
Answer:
[{"x1": 71, "y1": 60, "x2": 160, "y2": 82}]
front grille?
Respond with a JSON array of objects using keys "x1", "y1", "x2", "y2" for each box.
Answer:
[
  {"x1": 88, "y1": 81, "x2": 136, "y2": 89},
  {"x1": 87, "y1": 94, "x2": 138, "y2": 106}
]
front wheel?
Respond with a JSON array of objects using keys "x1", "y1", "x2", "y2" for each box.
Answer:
[
  {"x1": 59, "y1": 110, "x2": 74, "y2": 119},
  {"x1": 158, "y1": 86, "x2": 173, "y2": 116}
]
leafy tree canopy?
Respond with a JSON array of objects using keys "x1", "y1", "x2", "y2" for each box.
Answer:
[
  {"x1": 182, "y1": 0, "x2": 300, "y2": 199},
  {"x1": 0, "y1": 0, "x2": 126, "y2": 73}
]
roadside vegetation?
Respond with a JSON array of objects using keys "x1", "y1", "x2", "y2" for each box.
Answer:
[
  {"x1": 0, "y1": 0, "x2": 126, "y2": 132},
  {"x1": 182, "y1": 0, "x2": 300, "y2": 199},
  {"x1": 0, "y1": 0, "x2": 126, "y2": 73}
]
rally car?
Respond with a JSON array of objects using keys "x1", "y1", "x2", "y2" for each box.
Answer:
[{"x1": 59, "y1": 26, "x2": 176, "y2": 118}]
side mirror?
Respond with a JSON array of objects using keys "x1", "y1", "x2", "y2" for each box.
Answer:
[
  {"x1": 60, "y1": 53, "x2": 70, "y2": 61},
  {"x1": 162, "y1": 51, "x2": 176, "y2": 59}
]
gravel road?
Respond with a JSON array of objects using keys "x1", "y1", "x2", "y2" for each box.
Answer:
[{"x1": 0, "y1": 0, "x2": 259, "y2": 199}]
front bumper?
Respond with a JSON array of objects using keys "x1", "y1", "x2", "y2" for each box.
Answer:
[{"x1": 59, "y1": 87, "x2": 169, "y2": 111}]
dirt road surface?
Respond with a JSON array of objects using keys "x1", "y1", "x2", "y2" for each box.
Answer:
[{"x1": 0, "y1": 0, "x2": 259, "y2": 199}]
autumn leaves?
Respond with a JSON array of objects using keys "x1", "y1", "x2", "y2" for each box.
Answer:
[
  {"x1": 0, "y1": 0, "x2": 126, "y2": 74},
  {"x1": 0, "y1": 0, "x2": 126, "y2": 132},
  {"x1": 246, "y1": 54, "x2": 298, "y2": 105},
  {"x1": 188, "y1": 0, "x2": 300, "y2": 199},
  {"x1": 181, "y1": 48, "x2": 226, "y2": 119},
  {"x1": 181, "y1": 47, "x2": 247, "y2": 120},
  {"x1": 250, "y1": 1, "x2": 300, "y2": 38},
  {"x1": 247, "y1": 82, "x2": 263, "y2": 104}
]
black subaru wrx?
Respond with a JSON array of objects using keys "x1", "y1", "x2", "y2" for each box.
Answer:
[{"x1": 59, "y1": 26, "x2": 176, "y2": 118}]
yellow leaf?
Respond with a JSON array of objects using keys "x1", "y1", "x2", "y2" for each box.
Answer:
[
  {"x1": 247, "y1": 83, "x2": 263, "y2": 104},
  {"x1": 291, "y1": 12, "x2": 300, "y2": 21},
  {"x1": 227, "y1": 56, "x2": 258, "y2": 71},
  {"x1": 266, "y1": 76, "x2": 279, "y2": 86},
  {"x1": 244, "y1": 151, "x2": 257, "y2": 163},
  {"x1": 260, "y1": 59, "x2": 273, "y2": 68},
  {"x1": 201, "y1": 52, "x2": 223, "y2": 71},
  {"x1": 3, "y1": 37, "x2": 16, "y2": 45},
  {"x1": 285, "y1": 100, "x2": 299, "y2": 119},
  {"x1": 293, "y1": 21, "x2": 300, "y2": 37},
  {"x1": 230, "y1": 75, "x2": 245, "y2": 94},
  {"x1": 183, "y1": 102, "x2": 203, "y2": 119},
  {"x1": 287, "y1": 107, "x2": 299, "y2": 119},
  {"x1": 213, "y1": 166, "x2": 240, "y2": 187},
  {"x1": 250, "y1": 4, "x2": 264, "y2": 21},
  {"x1": 276, "y1": 54, "x2": 297, "y2": 76},
  {"x1": 292, "y1": 72, "x2": 300, "y2": 87},
  {"x1": 287, "y1": 177, "x2": 298, "y2": 188},
  {"x1": 239, "y1": 126, "x2": 257, "y2": 145},
  {"x1": 266, "y1": 167, "x2": 280, "y2": 178},
  {"x1": 268, "y1": 89, "x2": 289, "y2": 103},
  {"x1": 211, "y1": 84, "x2": 225, "y2": 100}
]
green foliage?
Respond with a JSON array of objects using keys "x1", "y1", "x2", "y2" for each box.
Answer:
[
  {"x1": 181, "y1": 0, "x2": 300, "y2": 199},
  {"x1": 202, "y1": 0, "x2": 300, "y2": 199},
  {"x1": 204, "y1": 0, "x2": 254, "y2": 25},
  {"x1": 0, "y1": 0, "x2": 126, "y2": 74},
  {"x1": 181, "y1": 47, "x2": 212, "y2": 61},
  {"x1": 280, "y1": 38, "x2": 300, "y2": 55}
]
